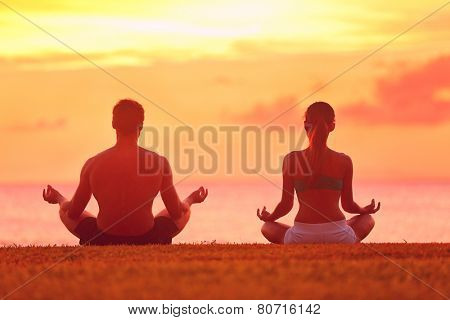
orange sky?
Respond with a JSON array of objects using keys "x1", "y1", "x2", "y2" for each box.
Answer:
[{"x1": 0, "y1": 0, "x2": 449, "y2": 182}]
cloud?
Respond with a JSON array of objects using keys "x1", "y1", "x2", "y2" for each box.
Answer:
[
  {"x1": 212, "y1": 75, "x2": 234, "y2": 86},
  {"x1": 230, "y1": 96, "x2": 302, "y2": 125},
  {"x1": 229, "y1": 56, "x2": 450, "y2": 126},
  {"x1": 340, "y1": 56, "x2": 450, "y2": 125},
  {"x1": 3, "y1": 118, "x2": 67, "y2": 132},
  {"x1": 3, "y1": 49, "x2": 149, "y2": 69}
]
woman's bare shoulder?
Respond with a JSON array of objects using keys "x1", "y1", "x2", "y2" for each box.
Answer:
[
  {"x1": 285, "y1": 149, "x2": 308, "y2": 160},
  {"x1": 328, "y1": 149, "x2": 352, "y2": 164}
]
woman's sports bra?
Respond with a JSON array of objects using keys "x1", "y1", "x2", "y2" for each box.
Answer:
[{"x1": 294, "y1": 175, "x2": 343, "y2": 192}]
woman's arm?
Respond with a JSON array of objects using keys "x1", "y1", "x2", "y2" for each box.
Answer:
[
  {"x1": 257, "y1": 154, "x2": 295, "y2": 222},
  {"x1": 341, "y1": 156, "x2": 380, "y2": 214}
]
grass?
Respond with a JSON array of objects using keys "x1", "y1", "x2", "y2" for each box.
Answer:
[{"x1": 0, "y1": 244, "x2": 448, "y2": 299}]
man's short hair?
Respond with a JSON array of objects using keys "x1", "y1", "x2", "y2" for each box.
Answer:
[{"x1": 112, "y1": 99, "x2": 145, "y2": 134}]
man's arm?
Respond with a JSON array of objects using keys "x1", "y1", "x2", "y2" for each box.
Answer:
[
  {"x1": 43, "y1": 159, "x2": 93, "y2": 219},
  {"x1": 64, "y1": 160, "x2": 93, "y2": 219},
  {"x1": 160, "y1": 157, "x2": 185, "y2": 220}
]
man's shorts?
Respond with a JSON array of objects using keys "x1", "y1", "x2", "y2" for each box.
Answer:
[{"x1": 74, "y1": 216, "x2": 179, "y2": 245}]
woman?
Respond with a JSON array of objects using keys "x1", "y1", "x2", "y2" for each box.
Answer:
[{"x1": 257, "y1": 101, "x2": 380, "y2": 244}]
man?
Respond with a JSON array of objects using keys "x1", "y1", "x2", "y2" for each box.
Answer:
[{"x1": 43, "y1": 99, "x2": 207, "y2": 245}]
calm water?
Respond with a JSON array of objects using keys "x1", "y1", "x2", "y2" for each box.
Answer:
[{"x1": 0, "y1": 181, "x2": 449, "y2": 245}]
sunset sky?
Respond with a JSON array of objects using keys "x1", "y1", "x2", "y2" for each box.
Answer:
[{"x1": 0, "y1": 0, "x2": 449, "y2": 182}]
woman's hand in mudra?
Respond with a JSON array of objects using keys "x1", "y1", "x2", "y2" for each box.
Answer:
[
  {"x1": 360, "y1": 199, "x2": 381, "y2": 214},
  {"x1": 257, "y1": 206, "x2": 272, "y2": 222}
]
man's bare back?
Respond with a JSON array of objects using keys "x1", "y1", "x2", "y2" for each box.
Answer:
[
  {"x1": 43, "y1": 99, "x2": 207, "y2": 245},
  {"x1": 86, "y1": 146, "x2": 166, "y2": 236}
]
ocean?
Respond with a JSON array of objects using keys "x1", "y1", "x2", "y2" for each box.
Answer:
[{"x1": 0, "y1": 181, "x2": 449, "y2": 245}]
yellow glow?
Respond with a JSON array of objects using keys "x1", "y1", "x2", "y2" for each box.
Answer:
[
  {"x1": 2, "y1": 0, "x2": 447, "y2": 68},
  {"x1": 0, "y1": 0, "x2": 449, "y2": 182}
]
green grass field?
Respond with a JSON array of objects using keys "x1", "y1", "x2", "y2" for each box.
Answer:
[{"x1": 0, "y1": 244, "x2": 448, "y2": 299}]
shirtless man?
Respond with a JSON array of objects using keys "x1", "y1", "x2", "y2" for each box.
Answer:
[{"x1": 43, "y1": 99, "x2": 208, "y2": 245}]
